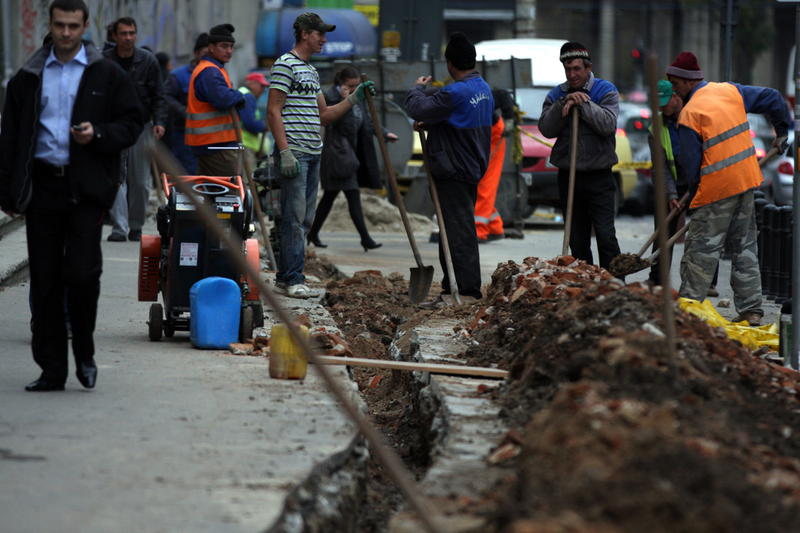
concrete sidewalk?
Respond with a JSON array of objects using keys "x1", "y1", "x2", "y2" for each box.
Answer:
[{"x1": 0, "y1": 222, "x2": 360, "y2": 533}]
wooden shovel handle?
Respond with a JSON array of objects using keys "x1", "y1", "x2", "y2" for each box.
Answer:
[
  {"x1": 561, "y1": 107, "x2": 579, "y2": 256},
  {"x1": 361, "y1": 75, "x2": 426, "y2": 268},
  {"x1": 637, "y1": 191, "x2": 689, "y2": 257}
]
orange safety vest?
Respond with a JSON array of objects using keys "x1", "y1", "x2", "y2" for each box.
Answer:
[
  {"x1": 678, "y1": 82, "x2": 762, "y2": 209},
  {"x1": 185, "y1": 59, "x2": 238, "y2": 146}
]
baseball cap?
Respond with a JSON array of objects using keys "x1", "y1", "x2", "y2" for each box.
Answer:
[
  {"x1": 245, "y1": 72, "x2": 269, "y2": 87},
  {"x1": 657, "y1": 79, "x2": 673, "y2": 107},
  {"x1": 294, "y1": 12, "x2": 336, "y2": 33}
]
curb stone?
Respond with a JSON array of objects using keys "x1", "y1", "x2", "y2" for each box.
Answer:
[{"x1": 0, "y1": 213, "x2": 28, "y2": 287}]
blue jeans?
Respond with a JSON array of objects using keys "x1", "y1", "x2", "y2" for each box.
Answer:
[{"x1": 277, "y1": 150, "x2": 320, "y2": 286}]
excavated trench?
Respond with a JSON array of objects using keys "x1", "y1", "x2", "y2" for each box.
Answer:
[{"x1": 266, "y1": 256, "x2": 453, "y2": 532}]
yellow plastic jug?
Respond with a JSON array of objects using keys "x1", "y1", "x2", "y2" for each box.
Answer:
[{"x1": 269, "y1": 323, "x2": 309, "y2": 379}]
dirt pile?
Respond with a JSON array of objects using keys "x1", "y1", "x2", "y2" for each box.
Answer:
[
  {"x1": 320, "y1": 191, "x2": 436, "y2": 233},
  {"x1": 462, "y1": 256, "x2": 800, "y2": 532}
]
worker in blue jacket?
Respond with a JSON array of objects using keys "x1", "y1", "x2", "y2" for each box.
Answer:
[
  {"x1": 163, "y1": 32, "x2": 209, "y2": 174},
  {"x1": 404, "y1": 32, "x2": 494, "y2": 307}
]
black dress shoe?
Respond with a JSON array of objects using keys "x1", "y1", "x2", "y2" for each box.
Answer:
[
  {"x1": 307, "y1": 235, "x2": 327, "y2": 248},
  {"x1": 128, "y1": 229, "x2": 142, "y2": 242},
  {"x1": 361, "y1": 239, "x2": 382, "y2": 252},
  {"x1": 76, "y1": 360, "x2": 97, "y2": 389},
  {"x1": 25, "y1": 377, "x2": 65, "y2": 392}
]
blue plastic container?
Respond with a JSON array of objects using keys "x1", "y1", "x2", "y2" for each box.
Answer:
[{"x1": 190, "y1": 277, "x2": 241, "y2": 349}]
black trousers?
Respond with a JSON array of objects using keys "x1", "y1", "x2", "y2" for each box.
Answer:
[
  {"x1": 309, "y1": 189, "x2": 372, "y2": 243},
  {"x1": 557, "y1": 168, "x2": 620, "y2": 270},
  {"x1": 433, "y1": 177, "x2": 481, "y2": 298},
  {"x1": 26, "y1": 163, "x2": 105, "y2": 383}
]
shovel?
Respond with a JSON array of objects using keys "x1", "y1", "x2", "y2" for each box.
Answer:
[
  {"x1": 418, "y1": 130, "x2": 462, "y2": 305},
  {"x1": 562, "y1": 107, "x2": 579, "y2": 256},
  {"x1": 636, "y1": 191, "x2": 690, "y2": 257},
  {"x1": 362, "y1": 76, "x2": 433, "y2": 303}
]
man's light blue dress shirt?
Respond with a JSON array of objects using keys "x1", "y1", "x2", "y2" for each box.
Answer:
[{"x1": 35, "y1": 45, "x2": 88, "y2": 166}]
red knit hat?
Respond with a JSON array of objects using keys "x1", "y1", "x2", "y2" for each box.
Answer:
[{"x1": 666, "y1": 52, "x2": 704, "y2": 80}]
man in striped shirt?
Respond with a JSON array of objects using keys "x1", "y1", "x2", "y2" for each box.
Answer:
[{"x1": 267, "y1": 12, "x2": 375, "y2": 299}]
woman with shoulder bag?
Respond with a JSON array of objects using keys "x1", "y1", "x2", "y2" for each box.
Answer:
[{"x1": 307, "y1": 65, "x2": 397, "y2": 251}]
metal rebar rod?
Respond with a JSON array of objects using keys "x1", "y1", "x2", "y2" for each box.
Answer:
[{"x1": 646, "y1": 53, "x2": 677, "y2": 360}]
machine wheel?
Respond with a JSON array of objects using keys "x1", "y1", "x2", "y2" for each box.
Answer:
[
  {"x1": 252, "y1": 302, "x2": 265, "y2": 328},
  {"x1": 240, "y1": 306, "x2": 254, "y2": 342},
  {"x1": 164, "y1": 318, "x2": 175, "y2": 338},
  {"x1": 148, "y1": 303, "x2": 163, "y2": 341}
]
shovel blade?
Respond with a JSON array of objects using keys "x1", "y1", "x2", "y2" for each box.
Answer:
[{"x1": 408, "y1": 265, "x2": 434, "y2": 303}]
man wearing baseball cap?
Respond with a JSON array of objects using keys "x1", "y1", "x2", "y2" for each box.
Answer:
[
  {"x1": 185, "y1": 23, "x2": 245, "y2": 176},
  {"x1": 667, "y1": 51, "x2": 791, "y2": 326},
  {"x1": 267, "y1": 12, "x2": 375, "y2": 299},
  {"x1": 237, "y1": 72, "x2": 271, "y2": 166}
]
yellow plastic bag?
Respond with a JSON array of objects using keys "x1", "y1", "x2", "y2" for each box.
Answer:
[{"x1": 678, "y1": 298, "x2": 779, "y2": 350}]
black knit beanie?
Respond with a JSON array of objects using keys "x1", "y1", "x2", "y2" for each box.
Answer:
[
  {"x1": 444, "y1": 32, "x2": 476, "y2": 70},
  {"x1": 194, "y1": 32, "x2": 209, "y2": 51},
  {"x1": 208, "y1": 24, "x2": 235, "y2": 44}
]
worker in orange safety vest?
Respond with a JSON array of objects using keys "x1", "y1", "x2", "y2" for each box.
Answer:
[
  {"x1": 668, "y1": 51, "x2": 791, "y2": 327},
  {"x1": 185, "y1": 23, "x2": 244, "y2": 176}
]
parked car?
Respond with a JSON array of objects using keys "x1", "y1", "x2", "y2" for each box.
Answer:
[
  {"x1": 515, "y1": 87, "x2": 637, "y2": 214},
  {"x1": 617, "y1": 101, "x2": 652, "y2": 159},
  {"x1": 762, "y1": 132, "x2": 794, "y2": 205}
]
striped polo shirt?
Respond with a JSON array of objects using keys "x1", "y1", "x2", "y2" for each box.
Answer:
[{"x1": 269, "y1": 52, "x2": 323, "y2": 155}]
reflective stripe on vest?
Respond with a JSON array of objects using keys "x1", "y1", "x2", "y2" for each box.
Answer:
[
  {"x1": 185, "y1": 60, "x2": 237, "y2": 146},
  {"x1": 678, "y1": 82, "x2": 762, "y2": 208},
  {"x1": 657, "y1": 122, "x2": 678, "y2": 183}
]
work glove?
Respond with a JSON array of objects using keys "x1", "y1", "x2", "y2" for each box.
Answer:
[
  {"x1": 347, "y1": 81, "x2": 376, "y2": 105},
  {"x1": 279, "y1": 149, "x2": 300, "y2": 179},
  {"x1": 773, "y1": 135, "x2": 789, "y2": 155}
]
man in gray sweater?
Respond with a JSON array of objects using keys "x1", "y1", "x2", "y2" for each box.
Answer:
[{"x1": 539, "y1": 41, "x2": 621, "y2": 271}]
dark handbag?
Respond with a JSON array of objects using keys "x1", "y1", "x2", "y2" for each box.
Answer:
[{"x1": 322, "y1": 128, "x2": 360, "y2": 180}]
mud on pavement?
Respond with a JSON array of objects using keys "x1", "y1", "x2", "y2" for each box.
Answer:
[{"x1": 291, "y1": 252, "x2": 800, "y2": 532}]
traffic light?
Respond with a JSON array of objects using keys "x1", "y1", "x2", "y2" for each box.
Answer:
[{"x1": 631, "y1": 47, "x2": 644, "y2": 65}]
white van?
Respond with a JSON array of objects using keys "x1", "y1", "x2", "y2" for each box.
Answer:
[{"x1": 474, "y1": 38, "x2": 566, "y2": 122}]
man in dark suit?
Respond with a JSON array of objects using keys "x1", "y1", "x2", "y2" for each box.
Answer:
[{"x1": 0, "y1": 0, "x2": 143, "y2": 391}]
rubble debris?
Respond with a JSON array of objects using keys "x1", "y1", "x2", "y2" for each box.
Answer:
[
  {"x1": 228, "y1": 343, "x2": 259, "y2": 356},
  {"x1": 321, "y1": 191, "x2": 436, "y2": 234}
]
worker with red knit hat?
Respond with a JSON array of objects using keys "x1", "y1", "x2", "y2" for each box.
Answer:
[{"x1": 667, "y1": 51, "x2": 791, "y2": 326}]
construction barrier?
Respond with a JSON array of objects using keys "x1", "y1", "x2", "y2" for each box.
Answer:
[
  {"x1": 754, "y1": 192, "x2": 792, "y2": 302},
  {"x1": 517, "y1": 129, "x2": 654, "y2": 170}
]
